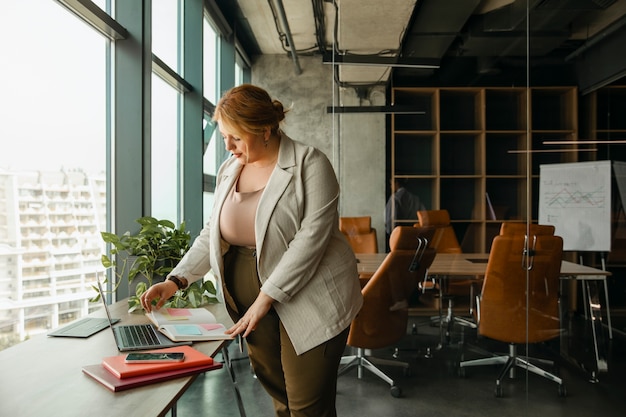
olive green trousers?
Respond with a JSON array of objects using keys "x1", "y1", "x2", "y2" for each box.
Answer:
[{"x1": 224, "y1": 246, "x2": 349, "y2": 417}]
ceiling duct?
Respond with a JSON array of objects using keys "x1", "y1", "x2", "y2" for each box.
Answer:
[
  {"x1": 394, "y1": 0, "x2": 481, "y2": 79},
  {"x1": 332, "y1": 0, "x2": 417, "y2": 85},
  {"x1": 222, "y1": 0, "x2": 626, "y2": 86},
  {"x1": 273, "y1": 0, "x2": 302, "y2": 75}
]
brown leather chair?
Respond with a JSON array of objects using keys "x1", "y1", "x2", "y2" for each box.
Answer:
[
  {"x1": 339, "y1": 216, "x2": 378, "y2": 254},
  {"x1": 416, "y1": 210, "x2": 461, "y2": 253},
  {"x1": 459, "y1": 233, "x2": 566, "y2": 397},
  {"x1": 339, "y1": 226, "x2": 436, "y2": 397},
  {"x1": 417, "y1": 209, "x2": 477, "y2": 335},
  {"x1": 499, "y1": 222, "x2": 555, "y2": 236}
]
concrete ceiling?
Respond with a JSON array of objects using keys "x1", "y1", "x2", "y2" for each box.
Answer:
[{"x1": 216, "y1": 0, "x2": 626, "y2": 89}]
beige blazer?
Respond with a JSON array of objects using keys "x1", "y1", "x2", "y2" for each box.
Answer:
[{"x1": 169, "y1": 134, "x2": 363, "y2": 355}]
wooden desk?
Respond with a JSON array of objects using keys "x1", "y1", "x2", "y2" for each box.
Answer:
[
  {"x1": 356, "y1": 252, "x2": 612, "y2": 381},
  {"x1": 357, "y1": 252, "x2": 611, "y2": 279},
  {"x1": 0, "y1": 300, "x2": 233, "y2": 417}
]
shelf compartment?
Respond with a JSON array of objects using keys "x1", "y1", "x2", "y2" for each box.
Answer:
[
  {"x1": 597, "y1": 87, "x2": 626, "y2": 130},
  {"x1": 531, "y1": 133, "x2": 577, "y2": 175},
  {"x1": 392, "y1": 88, "x2": 435, "y2": 131},
  {"x1": 593, "y1": 131, "x2": 626, "y2": 161},
  {"x1": 486, "y1": 178, "x2": 527, "y2": 220},
  {"x1": 531, "y1": 87, "x2": 577, "y2": 131},
  {"x1": 440, "y1": 134, "x2": 481, "y2": 175},
  {"x1": 393, "y1": 133, "x2": 435, "y2": 175},
  {"x1": 439, "y1": 89, "x2": 482, "y2": 131},
  {"x1": 485, "y1": 88, "x2": 527, "y2": 130},
  {"x1": 486, "y1": 133, "x2": 527, "y2": 175},
  {"x1": 399, "y1": 177, "x2": 435, "y2": 211},
  {"x1": 459, "y1": 222, "x2": 484, "y2": 253},
  {"x1": 440, "y1": 178, "x2": 479, "y2": 220}
]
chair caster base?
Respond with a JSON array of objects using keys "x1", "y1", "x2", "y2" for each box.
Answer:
[
  {"x1": 390, "y1": 385, "x2": 402, "y2": 397},
  {"x1": 494, "y1": 383, "x2": 503, "y2": 398}
]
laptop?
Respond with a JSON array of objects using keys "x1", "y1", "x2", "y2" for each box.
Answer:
[
  {"x1": 96, "y1": 279, "x2": 191, "y2": 352},
  {"x1": 48, "y1": 316, "x2": 120, "y2": 338}
]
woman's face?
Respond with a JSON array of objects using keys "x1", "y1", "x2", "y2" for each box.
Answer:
[{"x1": 219, "y1": 121, "x2": 267, "y2": 165}]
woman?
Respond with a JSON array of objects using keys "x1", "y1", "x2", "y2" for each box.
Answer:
[{"x1": 140, "y1": 84, "x2": 363, "y2": 417}]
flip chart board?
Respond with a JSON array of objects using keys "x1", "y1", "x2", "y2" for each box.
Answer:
[
  {"x1": 539, "y1": 160, "x2": 611, "y2": 251},
  {"x1": 612, "y1": 161, "x2": 626, "y2": 213}
]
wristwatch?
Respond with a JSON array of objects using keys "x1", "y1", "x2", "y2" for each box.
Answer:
[{"x1": 167, "y1": 276, "x2": 187, "y2": 290}]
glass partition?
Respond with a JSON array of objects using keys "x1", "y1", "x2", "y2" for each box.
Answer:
[
  {"x1": 523, "y1": 0, "x2": 626, "y2": 396},
  {"x1": 380, "y1": 0, "x2": 626, "y2": 407}
]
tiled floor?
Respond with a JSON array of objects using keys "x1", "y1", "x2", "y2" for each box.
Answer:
[{"x1": 176, "y1": 314, "x2": 626, "y2": 417}]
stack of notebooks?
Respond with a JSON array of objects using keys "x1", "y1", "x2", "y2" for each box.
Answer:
[{"x1": 82, "y1": 345, "x2": 223, "y2": 392}]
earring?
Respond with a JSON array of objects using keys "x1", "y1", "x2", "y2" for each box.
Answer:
[{"x1": 264, "y1": 141, "x2": 268, "y2": 148}]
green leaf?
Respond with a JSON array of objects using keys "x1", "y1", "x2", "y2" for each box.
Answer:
[
  {"x1": 101, "y1": 255, "x2": 114, "y2": 268},
  {"x1": 135, "y1": 281, "x2": 148, "y2": 297},
  {"x1": 202, "y1": 280, "x2": 217, "y2": 295},
  {"x1": 100, "y1": 231, "x2": 119, "y2": 244},
  {"x1": 127, "y1": 296, "x2": 141, "y2": 312}
]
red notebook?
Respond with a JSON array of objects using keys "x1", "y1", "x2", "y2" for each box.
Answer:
[
  {"x1": 102, "y1": 345, "x2": 215, "y2": 379},
  {"x1": 82, "y1": 362, "x2": 222, "y2": 392}
]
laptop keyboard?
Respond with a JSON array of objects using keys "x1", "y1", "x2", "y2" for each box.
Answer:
[
  {"x1": 118, "y1": 324, "x2": 161, "y2": 347},
  {"x1": 48, "y1": 317, "x2": 115, "y2": 338},
  {"x1": 61, "y1": 318, "x2": 109, "y2": 333}
]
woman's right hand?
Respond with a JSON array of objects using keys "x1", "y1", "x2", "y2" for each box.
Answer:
[{"x1": 140, "y1": 280, "x2": 178, "y2": 312}]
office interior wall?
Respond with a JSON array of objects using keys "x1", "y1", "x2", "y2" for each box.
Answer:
[
  {"x1": 252, "y1": 55, "x2": 334, "y2": 155},
  {"x1": 336, "y1": 87, "x2": 386, "y2": 250},
  {"x1": 252, "y1": 55, "x2": 386, "y2": 250}
]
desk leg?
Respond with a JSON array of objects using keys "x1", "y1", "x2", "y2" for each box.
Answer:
[
  {"x1": 222, "y1": 338, "x2": 249, "y2": 417},
  {"x1": 560, "y1": 277, "x2": 609, "y2": 383},
  {"x1": 603, "y1": 278, "x2": 613, "y2": 340},
  {"x1": 581, "y1": 278, "x2": 613, "y2": 340},
  {"x1": 585, "y1": 279, "x2": 609, "y2": 377}
]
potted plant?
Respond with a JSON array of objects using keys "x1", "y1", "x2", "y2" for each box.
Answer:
[{"x1": 98, "y1": 216, "x2": 218, "y2": 311}]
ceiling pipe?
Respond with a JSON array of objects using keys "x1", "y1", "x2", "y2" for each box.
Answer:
[
  {"x1": 273, "y1": 0, "x2": 302, "y2": 75},
  {"x1": 565, "y1": 13, "x2": 626, "y2": 61}
]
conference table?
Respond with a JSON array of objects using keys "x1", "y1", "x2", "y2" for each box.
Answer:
[
  {"x1": 356, "y1": 252, "x2": 612, "y2": 382},
  {"x1": 0, "y1": 300, "x2": 235, "y2": 417}
]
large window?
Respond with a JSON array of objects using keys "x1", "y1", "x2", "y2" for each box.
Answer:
[
  {"x1": 203, "y1": 18, "x2": 218, "y2": 104},
  {"x1": 152, "y1": 0, "x2": 181, "y2": 73},
  {"x1": 151, "y1": 0, "x2": 183, "y2": 222},
  {"x1": 202, "y1": 18, "x2": 220, "y2": 223},
  {"x1": 0, "y1": 2, "x2": 106, "y2": 172},
  {"x1": 0, "y1": 0, "x2": 248, "y2": 351},
  {"x1": 0, "y1": 0, "x2": 108, "y2": 348},
  {"x1": 200, "y1": 15, "x2": 250, "y2": 225},
  {"x1": 151, "y1": 74, "x2": 181, "y2": 222}
]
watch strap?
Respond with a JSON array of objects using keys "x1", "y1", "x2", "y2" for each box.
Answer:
[{"x1": 167, "y1": 276, "x2": 186, "y2": 290}]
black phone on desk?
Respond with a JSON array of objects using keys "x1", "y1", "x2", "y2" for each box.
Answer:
[{"x1": 124, "y1": 352, "x2": 185, "y2": 363}]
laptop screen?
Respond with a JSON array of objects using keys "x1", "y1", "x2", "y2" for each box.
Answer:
[{"x1": 96, "y1": 278, "x2": 117, "y2": 328}]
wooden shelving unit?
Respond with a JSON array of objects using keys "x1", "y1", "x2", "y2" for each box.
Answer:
[{"x1": 390, "y1": 86, "x2": 578, "y2": 253}]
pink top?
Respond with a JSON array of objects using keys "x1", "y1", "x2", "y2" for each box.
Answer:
[{"x1": 219, "y1": 183, "x2": 264, "y2": 247}]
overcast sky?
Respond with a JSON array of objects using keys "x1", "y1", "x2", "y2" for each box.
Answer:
[{"x1": 0, "y1": 1, "x2": 106, "y2": 174}]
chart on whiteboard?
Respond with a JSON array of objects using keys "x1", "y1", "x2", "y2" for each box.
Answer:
[{"x1": 539, "y1": 161, "x2": 611, "y2": 251}]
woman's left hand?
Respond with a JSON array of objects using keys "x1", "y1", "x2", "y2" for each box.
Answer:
[{"x1": 227, "y1": 291, "x2": 274, "y2": 338}]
